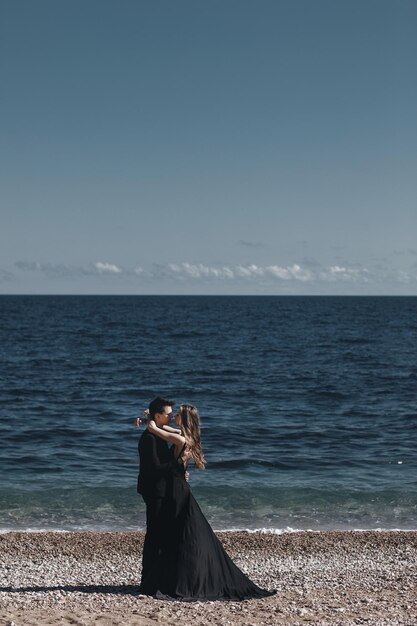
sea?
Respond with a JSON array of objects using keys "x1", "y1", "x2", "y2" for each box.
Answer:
[{"x1": 1, "y1": 295, "x2": 416, "y2": 533}]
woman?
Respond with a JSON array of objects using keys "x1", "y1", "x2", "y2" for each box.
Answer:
[{"x1": 139, "y1": 404, "x2": 275, "y2": 601}]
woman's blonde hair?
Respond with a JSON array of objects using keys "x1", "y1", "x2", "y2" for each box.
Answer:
[{"x1": 179, "y1": 404, "x2": 206, "y2": 469}]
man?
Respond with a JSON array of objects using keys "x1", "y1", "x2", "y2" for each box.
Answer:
[{"x1": 137, "y1": 396, "x2": 176, "y2": 586}]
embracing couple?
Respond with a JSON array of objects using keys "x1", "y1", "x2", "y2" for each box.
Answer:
[{"x1": 136, "y1": 396, "x2": 275, "y2": 601}]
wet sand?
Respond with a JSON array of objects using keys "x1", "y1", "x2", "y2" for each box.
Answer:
[{"x1": 0, "y1": 530, "x2": 416, "y2": 625}]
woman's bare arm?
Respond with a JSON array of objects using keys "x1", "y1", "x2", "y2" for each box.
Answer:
[
  {"x1": 162, "y1": 424, "x2": 182, "y2": 434},
  {"x1": 133, "y1": 419, "x2": 181, "y2": 435},
  {"x1": 148, "y1": 420, "x2": 185, "y2": 446}
]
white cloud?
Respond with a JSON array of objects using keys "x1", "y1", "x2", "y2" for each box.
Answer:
[
  {"x1": 13, "y1": 259, "x2": 417, "y2": 291},
  {"x1": 397, "y1": 270, "x2": 415, "y2": 283},
  {"x1": 235, "y1": 264, "x2": 264, "y2": 278},
  {"x1": 15, "y1": 261, "x2": 89, "y2": 276},
  {"x1": 168, "y1": 263, "x2": 235, "y2": 280},
  {"x1": 234, "y1": 264, "x2": 313, "y2": 281},
  {"x1": 265, "y1": 264, "x2": 313, "y2": 281},
  {"x1": 159, "y1": 262, "x2": 316, "y2": 282},
  {"x1": 13, "y1": 260, "x2": 367, "y2": 284},
  {"x1": 325, "y1": 266, "x2": 370, "y2": 282},
  {"x1": 197, "y1": 262, "x2": 370, "y2": 284},
  {"x1": 15, "y1": 260, "x2": 124, "y2": 277},
  {"x1": 94, "y1": 262, "x2": 122, "y2": 274}
]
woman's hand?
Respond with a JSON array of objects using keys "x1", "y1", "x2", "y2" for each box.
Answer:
[{"x1": 134, "y1": 409, "x2": 150, "y2": 428}]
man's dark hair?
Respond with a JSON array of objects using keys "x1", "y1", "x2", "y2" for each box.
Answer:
[{"x1": 148, "y1": 396, "x2": 175, "y2": 419}]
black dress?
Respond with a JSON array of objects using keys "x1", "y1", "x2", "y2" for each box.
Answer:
[{"x1": 140, "y1": 446, "x2": 275, "y2": 601}]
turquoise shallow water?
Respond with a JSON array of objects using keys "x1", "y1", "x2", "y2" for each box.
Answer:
[{"x1": 1, "y1": 295, "x2": 416, "y2": 531}]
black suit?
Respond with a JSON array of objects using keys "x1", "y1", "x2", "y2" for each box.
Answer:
[{"x1": 137, "y1": 428, "x2": 175, "y2": 583}]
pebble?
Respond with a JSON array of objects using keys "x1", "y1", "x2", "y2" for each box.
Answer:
[{"x1": 0, "y1": 530, "x2": 416, "y2": 626}]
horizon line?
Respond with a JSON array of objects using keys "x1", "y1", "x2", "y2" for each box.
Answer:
[{"x1": 1, "y1": 293, "x2": 416, "y2": 298}]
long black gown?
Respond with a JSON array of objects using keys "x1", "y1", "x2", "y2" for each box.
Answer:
[{"x1": 140, "y1": 446, "x2": 275, "y2": 601}]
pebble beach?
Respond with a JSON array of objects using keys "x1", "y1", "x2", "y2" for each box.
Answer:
[{"x1": 0, "y1": 530, "x2": 416, "y2": 626}]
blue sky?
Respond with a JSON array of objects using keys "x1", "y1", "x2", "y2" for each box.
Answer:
[{"x1": 1, "y1": 0, "x2": 416, "y2": 294}]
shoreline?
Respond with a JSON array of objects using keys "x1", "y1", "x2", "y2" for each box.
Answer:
[
  {"x1": 1, "y1": 530, "x2": 416, "y2": 625},
  {"x1": 1, "y1": 526, "x2": 416, "y2": 534}
]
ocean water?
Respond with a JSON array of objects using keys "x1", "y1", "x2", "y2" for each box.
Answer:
[{"x1": 0, "y1": 295, "x2": 416, "y2": 532}]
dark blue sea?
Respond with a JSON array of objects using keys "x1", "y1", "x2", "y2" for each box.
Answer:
[{"x1": 1, "y1": 295, "x2": 416, "y2": 532}]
